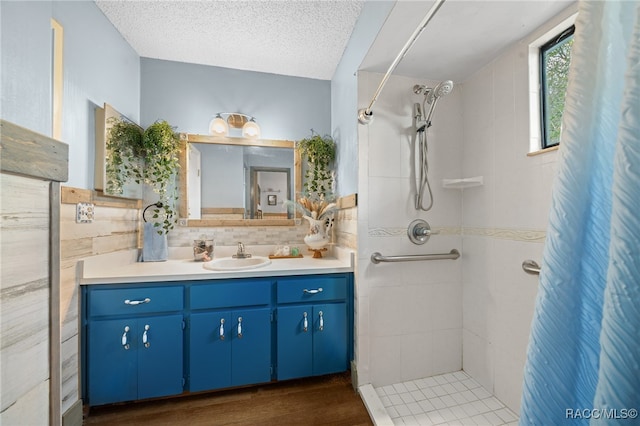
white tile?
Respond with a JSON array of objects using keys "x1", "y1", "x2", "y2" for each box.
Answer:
[
  {"x1": 400, "y1": 333, "x2": 435, "y2": 382},
  {"x1": 407, "y1": 402, "x2": 424, "y2": 416},
  {"x1": 471, "y1": 387, "x2": 492, "y2": 400},
  {"x1": 405, "y1": 381, "x2": 419, "y2": 392},
  {"x1": 452, "y1": 382, "x2": 467, "y2": 392},
  {"x1": 381, "y1": 396, "x2": 392, "y2": 407},
  {"x1": 377, "y1": 387, "x2": 388, "y2": 397},
  {"x1": 400, "y1": 392, "x2": 416, "y2": 404},
  {"x1": 427, "y1": 410, "x2": 446, "y2": 425},
  {"x1": 452, "y1": 393, "x2": 468, "y2": 405},
  {"x1": 450, "y1": 405, "x2": 468, "y2": 420},
  {"x1": 392, "y1": 417, "x2": 405, "y2": 425},
  {"x1": 460, "y1": 390, "x2": 478, "y2": 402},
  {"x1": 470, "y1": 399, "x2": 491, "y2": 414},
  {"x1": 419, "y1": 399, "x2": 436, "y2": 413},
  {"x1": 481, "y1": 397, "x2": 504, "y2": 411},
  {"x1": 434, "y1": 375, "x2": 449, "y2": 385},
  {"x1": 421, "y1": 388, "x2": 437, "y2": 399},
  {"x1": 460, "y1": 402, "x2": 481, "y2": 417},
  {"x1": 401, "y1": 415, "x2": 417, "y2": 425},
  {"x1": 461, "y1": 378, "x2": 481, "y2": 390},
  {"x1": 424, "y1": 377, "x2": 439, "y2": 387},
  {"x1": 440, "y1": 395, "x2": 457, "y2": 407},
  {"x1": 439, "y1": 408, "x2": 458, "y2": 422},
  {"x1": 411, "y1": 390, "x2": 427, "y2": 401},
  {"x1": 481, "y1": 411, "x2": 504, "y2": 425},
  {"x1": 388, "y1": 406, "x2": 401, "y2": 419},
  {"x1": 413, "y1": 413, "x2": 433, "y2": 426},
  {"x1": 453, "y1": 371, "x2": 469, "y2": 381},
  {"x1": 432, "y1": 385, "x2": 448, "y2": 396},
  {"x1": 396, "y1": 404, "x2": 412, "y2": 417},
  {"x1": 433, "y1": 329, "x2": 463, "y2": 374},
  {"x1": 442, "y1": 383, "x2": 457, "y2": 394},
  {"x1": 495, "y1": 407, "x2": 518, "y2": 423},
  {"x1": 383, "y1": 384, "x2": 398, "y2": 395},
  {"x1": 430, "y1": 397, "x2": 446, "y2": 410},
  {"x1": 389, "y1": 394, "x2": 404, "y2": 406}
]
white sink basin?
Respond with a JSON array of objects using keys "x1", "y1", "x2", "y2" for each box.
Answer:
[{"x1": 203, "y1": 256, "x2": 271, "y2": 271}]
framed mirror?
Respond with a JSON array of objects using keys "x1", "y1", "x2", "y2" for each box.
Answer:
[
  {"x1": 178, "y1": 133, "x2": 301, "y2": 226},
  {"x1": 94, "y1": 103, "x2": 143, "y2": 199}
]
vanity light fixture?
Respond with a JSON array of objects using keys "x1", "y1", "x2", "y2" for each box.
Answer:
[{"x1": 208, "y1": 113, "x2": 261, "y2": 138}]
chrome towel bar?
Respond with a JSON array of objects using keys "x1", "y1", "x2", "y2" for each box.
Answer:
[
  {"x1": 371, "y1": 249, "x2": 460, "y2": 264},
  {"x1": 522, "y1": 260, "x2": 541, "y2": 275}
]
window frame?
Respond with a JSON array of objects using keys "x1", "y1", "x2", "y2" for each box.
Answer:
[{"x1": 539, "y1": 25, "x2": 575, "y2": 149}]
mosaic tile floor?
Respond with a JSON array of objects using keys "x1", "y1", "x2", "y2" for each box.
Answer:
[{"x1": 373, "y1": 371, "x2": 519, "y2": 425}]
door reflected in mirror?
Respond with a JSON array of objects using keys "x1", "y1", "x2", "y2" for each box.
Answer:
[{"x1": 179, "y1": 134, "x2": 301, "y2": 226}]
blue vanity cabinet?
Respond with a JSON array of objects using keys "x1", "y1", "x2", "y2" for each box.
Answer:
[
  {"x1": 188, "y1": 280, "x2": 273, "y2": 392},
  {"x1": 84, "y1": 285, "x2": 184, "y2": 406},
  {"x1": 276, "y1": 275, "x2": 350, "y2": 380}
]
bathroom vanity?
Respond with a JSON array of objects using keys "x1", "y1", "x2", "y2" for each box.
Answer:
[{"x1": 80, "y1": 248, "x2": 353, "y2": 406}]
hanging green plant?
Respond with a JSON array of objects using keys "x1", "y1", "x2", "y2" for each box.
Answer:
[
  {"x1": 141, "y1": 120, "x2": 181, "y2": 234},
  {"x1": 297, "y1": 133, "x2": 336, "y2": 197},
  {"x1": 104, "y1": 118, "x2": 180, "y2": 234},
  {"x1": 105, "y1": 118, "x2": 143, "y2": 195}
]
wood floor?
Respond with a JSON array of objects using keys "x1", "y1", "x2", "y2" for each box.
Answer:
[{"x1": 84, "y1": 373, "x2": 373, "y2": 426}]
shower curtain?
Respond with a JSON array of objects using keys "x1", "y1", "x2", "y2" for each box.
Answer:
[{"x1": 520, "y1": 1, "x2": 640, "y2": 425}]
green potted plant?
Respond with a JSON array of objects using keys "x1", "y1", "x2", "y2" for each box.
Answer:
[
  {"x1": 140, "y1": 120, "x2": 181, "y2": 234},
  {"x1": 105, "y1": 118, "x2": 144, "y2": 195},
  {"x1": 106, "y1": 118, "x2": 180, "y2": 234},
  {"x1": 292, "y1": 133, "x2": 337, "y2": 257},
  {"x1": 297, "y1": 133, "x2": 336, "y2": 197}
]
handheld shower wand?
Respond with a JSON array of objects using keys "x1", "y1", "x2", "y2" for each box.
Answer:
[{"x1": 412, "y1": 80, "x2": 454, "y2": 211}]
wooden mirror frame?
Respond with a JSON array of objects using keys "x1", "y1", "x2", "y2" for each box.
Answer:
[{"x1": 178, "y1": 133, "x2": 301, "y2": 227}]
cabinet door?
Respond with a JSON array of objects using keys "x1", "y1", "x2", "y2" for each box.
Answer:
[
  {"x1": 189, "y1": 311, "x2": 231, "y2": 391},
  {"x1": 231, "y1": 308, "x2": 272, "y2": 386},
  {"x1": 277, "y1": 305, "x2": 313, "y2": 380},
  {"x1": 137, "y1": 314, "x2": 184, "y2": 400},
  {"x1": 312, "y1": 303, "x2": 348, "y2": 376},
  {"x1": 87, "y1": 318, "x2": 137, "y2": 405}
]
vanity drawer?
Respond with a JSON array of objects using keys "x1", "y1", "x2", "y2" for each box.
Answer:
[
  {"x1": 190, "y1": 280, "x2": 272, "y2": 310},
  {"x1": 87, "y1": 286, "x2": 184, "y2": 317},
  {"x1": 277, "y1": 276, "x2": 347, "y2": 304}
]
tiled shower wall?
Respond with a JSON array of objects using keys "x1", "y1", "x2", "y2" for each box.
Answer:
[
  {"x1": 356, "y1": 71, "x2": 464, "y2": 388},
  {"x1": 459, "y1": 16, "x2": 564, "y2": 412}
]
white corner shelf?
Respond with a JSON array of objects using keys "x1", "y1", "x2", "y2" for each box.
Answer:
[{"x1": 442, "y1": 176, "x2": 484, "y2": 189}]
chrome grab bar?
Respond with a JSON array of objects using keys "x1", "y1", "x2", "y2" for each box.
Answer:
[
  {"x1": 371, "y1": 249, "x2": 460, "y2": 264},
  {"x1": 522, "y1": 260, "x2": 541, "y2": 275}
]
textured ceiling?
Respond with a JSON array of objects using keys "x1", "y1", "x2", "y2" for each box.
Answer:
[
  {"x1": 95, "y1": 0, "x2": 365, "y2": 81},
  {"x1": 96, "y1": 0, "x2": 576, "y2": 84},
  {"x1": 361, "y1": 0, "x2": 576, "y2": 82}
]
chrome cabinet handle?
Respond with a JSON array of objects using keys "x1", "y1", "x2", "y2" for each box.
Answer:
[
  {"x1": 237, "y1": 317, "x2": 243, "y2": 338},
  {"x1": 124, "y1": 298, "x2": 151, "y2": 305},
  {"x1": 142, "y1": 324, "x2": 150, "y2": 348},
  {"x1": 219, "y1": 318, "x2": 225, "y2": 340},
  {"x1": 319, "y1": 311, "x2": 324, "y2": 331},
  {"x1": 303, "y1": 312, "x2": 308, "y2": 332},
  {"x1": 121, "y1": 326, "x2": 130, "y2": 350},
  {"x1": 303, "y1": 288, "x2": 323, "y2": 294}
]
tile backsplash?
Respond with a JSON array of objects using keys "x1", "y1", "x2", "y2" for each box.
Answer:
[{"x1": 167, "y1": 224, "x2": 308, "y2": 247}]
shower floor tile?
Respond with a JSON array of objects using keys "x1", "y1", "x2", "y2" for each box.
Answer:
[{"x1": 370, "y1": 371, "x2": 519, "y2": 426}]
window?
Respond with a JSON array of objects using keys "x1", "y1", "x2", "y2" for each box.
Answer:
[{"x1": 540, "y1": 25, "x2": 574, "y2": 148}]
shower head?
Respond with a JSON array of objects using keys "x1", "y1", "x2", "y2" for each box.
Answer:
[{"x1": 426, "y1": 80, "x2": 453, "y2": 104}]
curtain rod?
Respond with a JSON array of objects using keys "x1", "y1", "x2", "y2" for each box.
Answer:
[{"x1": 358, "y1": 0, "x2": 447, "y2": 125}]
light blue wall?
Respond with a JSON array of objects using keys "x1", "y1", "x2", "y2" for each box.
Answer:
[
  {"x1": 0, "y1": 1, "x2": 140, "y2": 188},
  {"x1": 1, "y1": 1, "x2": 53, "y2": 136},
  {"x1": 140, "y1": 58, "x2": 331, "y2": 141},
  {"x1": 331, "y1": 0, "x2": 394, "y2": 196}
]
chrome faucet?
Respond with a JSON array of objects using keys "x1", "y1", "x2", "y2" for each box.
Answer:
[{"x1": 233, "y1": 242, "x2": 251, "y2": 259}]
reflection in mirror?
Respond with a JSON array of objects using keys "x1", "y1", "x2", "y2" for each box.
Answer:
[
  {"x1": 94, "y1": 103, "x2": 143, "y2": 199},
  {"x1": 179, "y1": 134, "x2": 301, "y2": 226}
]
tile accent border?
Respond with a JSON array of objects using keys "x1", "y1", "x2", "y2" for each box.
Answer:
[
  {"x1": 368, "y1": 226, "x2": 546, "y2": 243},
  {"x1": 463, "y1": 227, "x2": 546, "y2": 242}
]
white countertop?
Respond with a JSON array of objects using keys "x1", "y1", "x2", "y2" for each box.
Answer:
[{"x1": 80, "y1": 245, "x2": 354, "y2": 285}]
